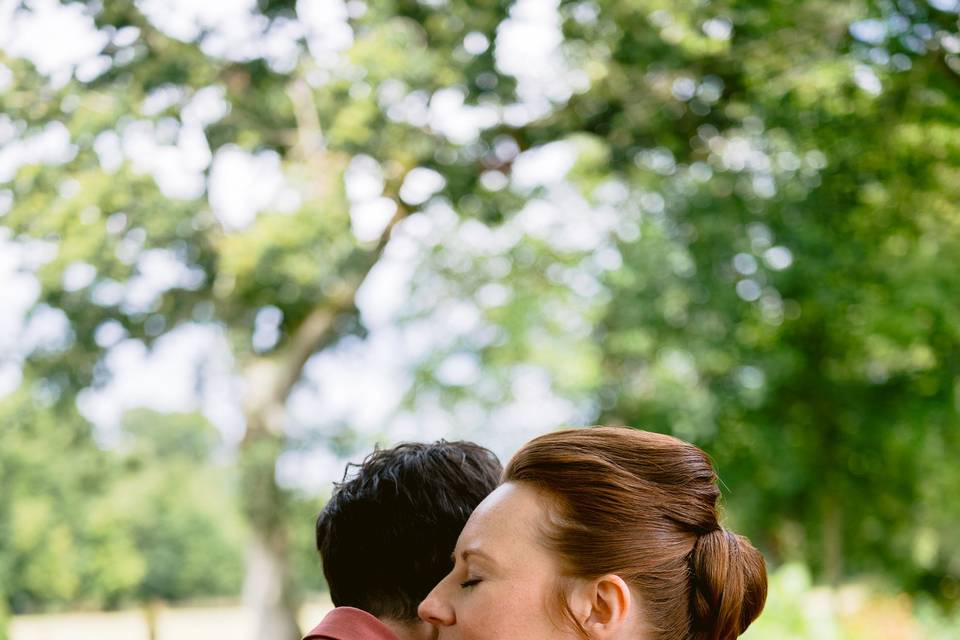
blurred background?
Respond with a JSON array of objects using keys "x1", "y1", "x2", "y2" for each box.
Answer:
[{"x1": 1, "y1": 0, "x2": 959, "y2": 638}]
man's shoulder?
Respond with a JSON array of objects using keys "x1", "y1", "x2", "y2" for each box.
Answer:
[{"x1": 302, "y1": 606, "x2": 400, "y2": 640}]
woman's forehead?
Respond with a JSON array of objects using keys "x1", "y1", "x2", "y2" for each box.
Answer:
[{"x1": 458, "y1": 483, "x2": 545, "y2": 547}]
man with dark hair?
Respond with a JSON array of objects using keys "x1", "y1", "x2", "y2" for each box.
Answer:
[{"x1": 304, "y1": 440, "x2": 502, "y2": 640}]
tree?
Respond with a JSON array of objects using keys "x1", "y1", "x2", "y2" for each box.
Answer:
[
  {"x1": 0, "y1": 387, "x2": 144, "y2": 612},
  {"x1": 3, "y1": 0, "x2": 516, "y2": 635},
  {"x1": 387, "y1": 0, "x2": 960, "y2": 598},
  {"x1": 117, "y1": 410, "x2": 246, "y2": 604},
  {"x1": 521, "y1": 0, "x2": 960, "y2": 593},
  {"x1": 0, "y1": 394, "x2": 246, "y2": 614},
  {"x1": 3, "y1": 2, "x2": 959, "y2": 635}
]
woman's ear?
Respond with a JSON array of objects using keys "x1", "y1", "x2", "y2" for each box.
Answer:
[{"x1": 570, "y1": 574, "x2": 635, "y2": 639}]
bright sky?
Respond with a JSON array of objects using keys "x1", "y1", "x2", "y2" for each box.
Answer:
[{"x1": 0, "y1": 0, "x2": 604, "y2": 491}]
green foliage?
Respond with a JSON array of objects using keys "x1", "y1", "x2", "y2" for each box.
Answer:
[
  {"x1": 743, "y1": 564, "x2": 960, "y2": 639},
  {"x1": 0, "y1": 395, "x2": 243, "y2": 612},
  {"x1": 114, "y1": 411, "x2": 246, "y2": 602},
  {"x1": 566, "y1": 0, "x2": 960, "y2": 596},
  {"x1": 287, "y1": 494, "x2": 328, "y2": 596},
  {"x1": 0, "y1": 389, "x2": 135, "y2": 611},
  {"x1": 743, "y1": 564, "x2": 844, "y2": 639},
  {"x1": 2, "y1": 0, "x2": 960, "y2": 627}
]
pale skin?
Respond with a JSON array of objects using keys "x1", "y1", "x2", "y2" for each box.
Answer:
[
  {"x1": 418, "y1": 482, "x2": 649, "y2": 640},
  {"x1": 380, "y1": 618, "x2": 438, "y2": 640}
]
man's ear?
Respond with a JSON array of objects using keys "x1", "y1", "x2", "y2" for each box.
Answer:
[{"x1": 568, "y1": 574, "x2": 634, "y2": 639}]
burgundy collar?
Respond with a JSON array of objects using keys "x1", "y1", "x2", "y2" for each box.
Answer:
[{"x1": 303, "y1": 607, "x2": 401, "y2": 640}]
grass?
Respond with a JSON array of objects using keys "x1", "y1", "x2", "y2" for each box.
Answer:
[{"x1": 9, "y1": 597, "x2": 333, "y2": 640}]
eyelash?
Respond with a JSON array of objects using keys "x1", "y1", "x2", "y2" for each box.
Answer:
[{"x1": 459, "y1": 578, "x2": 481, "y2": 589}]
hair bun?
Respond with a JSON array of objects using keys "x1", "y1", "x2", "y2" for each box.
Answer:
[{"x1": 690, "y1": 528, "x2": 767, "y2": 640}]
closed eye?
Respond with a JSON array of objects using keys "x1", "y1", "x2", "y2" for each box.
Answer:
[{"x1": 459, "y1": 578, "x2": 482, "y2": 589}]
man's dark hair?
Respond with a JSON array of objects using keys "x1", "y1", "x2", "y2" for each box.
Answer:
[{"x1": 315, "y1": 440, "x2": 502, "y2": 621}]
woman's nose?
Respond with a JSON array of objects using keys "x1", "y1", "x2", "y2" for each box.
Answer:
[{"x1": 418, "y1": 582, "x2": 455, "y2": 627}]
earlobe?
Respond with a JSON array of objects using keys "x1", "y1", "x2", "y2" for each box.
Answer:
[{"x1": 583, "y1": 574, "x2": 633, "y2": 638}]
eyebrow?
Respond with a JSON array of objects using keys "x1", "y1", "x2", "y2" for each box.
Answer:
[{"x1": 452, "y1": 548, "x2": 498, "y2": 566}]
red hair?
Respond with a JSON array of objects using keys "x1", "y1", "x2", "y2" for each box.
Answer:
[{"x1": 504, "y1": 426, "x2": 766, "y2": 640}]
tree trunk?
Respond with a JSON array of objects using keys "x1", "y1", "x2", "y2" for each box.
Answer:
[
  {"x1": 822, "y1": 491, "x2": 843, "y2": 587},
  {"x1": 237, "y1": 308, "x2": 359, "y2": 639},
  {"x1": 240, "y1": 381, "x2": 301, "y2": 640},
  {"x1": 233, "y1": 132, "x2": 410, "y2": 636},
  {"x1": 244, "y1": 525, "x2": 301, "y2": 640},
  {"x1": 143, "y1": 599, "x2": 165, "y2": 640}
]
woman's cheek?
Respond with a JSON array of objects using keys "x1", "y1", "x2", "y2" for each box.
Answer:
[{"x1": 467, "y1": 592, "x2": 492, "y2": 635}]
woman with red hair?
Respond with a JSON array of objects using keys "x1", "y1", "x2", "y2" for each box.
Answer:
[{"x1": 419, "y1": 426, "x2": 766, "y2": 640}]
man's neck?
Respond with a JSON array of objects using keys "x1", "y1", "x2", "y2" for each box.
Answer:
[{"x1": 380, "y1": 617, "x2": 436, "y2": 640}]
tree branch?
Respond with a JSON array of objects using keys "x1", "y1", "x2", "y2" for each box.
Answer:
[
  {"x1": 286, "y1": 75, "x2": 326, "y2": 161},
  {"x1": 244, "y1": 70, "x2": 414, "y2": 428},
  {"x1": 267, "y1": 201, "x2": 411, "y2": 407}
]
